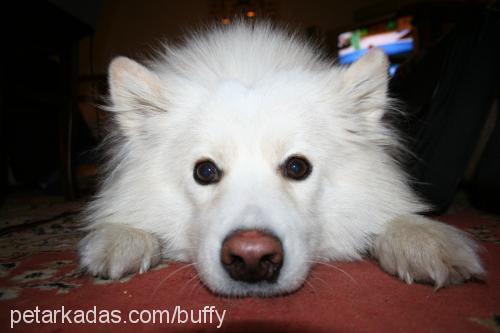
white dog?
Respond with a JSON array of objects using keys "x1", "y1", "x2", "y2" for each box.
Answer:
[{"x1": 79, "y1": 22, "x2": 484, "y2": 296}]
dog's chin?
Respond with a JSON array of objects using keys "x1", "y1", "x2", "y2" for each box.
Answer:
[
  {"x1": 196, "y1": 262, "x2": 310, "y2": 297},
  {"x1": 202, "y1": 276, "x2": 307, "y2": 297}
]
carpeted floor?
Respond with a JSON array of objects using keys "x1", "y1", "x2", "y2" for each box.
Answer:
[{"x1": 0, "y1": 192, "x2": 499, "y2": 332}]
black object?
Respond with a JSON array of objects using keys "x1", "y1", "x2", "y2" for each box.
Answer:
[
  {"x1": 390, "y1": 7, "x2": 500, "y2": 214},
  {"x1": 0, "y1": 1, "x2": 95, "y2": 199},
  {"x1": 469, "y1": 100, "x2": 500, "y2": 213}
]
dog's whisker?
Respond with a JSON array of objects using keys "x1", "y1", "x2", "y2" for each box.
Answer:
[
  {"x1": 309, "y1": 271, "x2": 335, "y2": 293},
  {"x1": 150, "y1": 263, "x2": 197, "y2": 298},
  {"x1": 307, "y1": 260, "x2": 358, "y2": 284},
  {"x1": 188, "y1": 276, "x2": 204, "y2": 298},
  {"x1": 303, "y1": 278, "x2": 318, "y2": 295},
  {"x1": 178, "y1": 270, "x2": 201, "y2": 296}
]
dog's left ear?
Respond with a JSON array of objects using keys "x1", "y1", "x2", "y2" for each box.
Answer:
[{"x1": 340, "y1": 49, "x2": 389, "y2": 121}]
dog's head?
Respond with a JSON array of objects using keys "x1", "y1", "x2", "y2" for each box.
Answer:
[{"x1": 105, "y1": 25, "x2": 403, "y2": 296}]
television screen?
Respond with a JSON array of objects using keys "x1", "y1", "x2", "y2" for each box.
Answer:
[{"x1": 337, "y1": 16, "x2": 414, "y2": 66}]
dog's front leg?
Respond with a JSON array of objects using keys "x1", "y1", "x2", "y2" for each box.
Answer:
[
  {"x1": 371, "y1": 214, "x2": 485, "y2": 288},
  {"x1": 79, "y1": 223, "x2": 161, "y2": 279}
]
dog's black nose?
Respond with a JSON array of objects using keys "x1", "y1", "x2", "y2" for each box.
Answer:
[{"x1": 221, "y1": 230, "x2": 283, "y2": 283}]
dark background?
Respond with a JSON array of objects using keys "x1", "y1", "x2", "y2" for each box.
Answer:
[{"x1": 0, "y1": 0, "x2": 499, "y2": 214}]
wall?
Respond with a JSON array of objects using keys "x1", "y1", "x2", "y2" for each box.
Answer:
[{"x1": 79, "y1": 0, "x2": 471, "y2": 75}]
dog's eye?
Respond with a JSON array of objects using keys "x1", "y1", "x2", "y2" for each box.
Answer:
[
  {"x1": 283, "y1": 156, "x2": 312, "y2": 181},
  {"x1": 194, "y1": 160, "x2": 222, "y2": 185}
]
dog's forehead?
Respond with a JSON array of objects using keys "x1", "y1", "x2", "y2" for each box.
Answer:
[
  {"x1": 166, "y1": 72, "x2": 341, "y2": 165},
  {"x1": 196, "y1": 79, "x2": 318, "y2": 145},
  {"x1": 209, "y1": 76, "x2": 323, "y2": 120}
]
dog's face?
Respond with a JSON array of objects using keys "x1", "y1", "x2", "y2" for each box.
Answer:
[
  {"x1": 107, "y1": 48, "x2": 390, "y2": 296},
  {"x1": 181, "y1": 77, "x2": 330, "y2": 295}
]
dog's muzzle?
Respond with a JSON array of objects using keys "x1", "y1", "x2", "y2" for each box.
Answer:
[{"x1": 221, "y1": 229, "x2": 283, "y2": 283}]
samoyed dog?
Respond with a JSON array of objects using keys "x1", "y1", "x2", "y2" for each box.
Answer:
[{"x1": 79, "y1": 22, "x2": 484, "y2": 296}]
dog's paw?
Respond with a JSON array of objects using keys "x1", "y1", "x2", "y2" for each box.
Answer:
[
  {"x1": 372, "y1": 214, "x2": 485, "y2": 288},
  {"x1": 79, "y1": 223, "x2": 161, "y2": 279}
]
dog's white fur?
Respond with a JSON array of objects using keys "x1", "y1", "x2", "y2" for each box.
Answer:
[{"x1": 79, "y1": 22, "x2": 484, "y2": 296}]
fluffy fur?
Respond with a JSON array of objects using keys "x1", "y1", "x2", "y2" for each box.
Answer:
[{"x1": 79, "y1": 22, "x2": 484, "y2": 296}]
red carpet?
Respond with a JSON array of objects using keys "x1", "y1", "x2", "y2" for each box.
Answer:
[{"x1": 0, "y1": 211, "x2": 498, "y2": 332}]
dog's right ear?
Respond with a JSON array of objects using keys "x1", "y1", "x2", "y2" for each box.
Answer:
[{"x1": 108, "y1": 57, "x2": 166, "y2": 135}]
